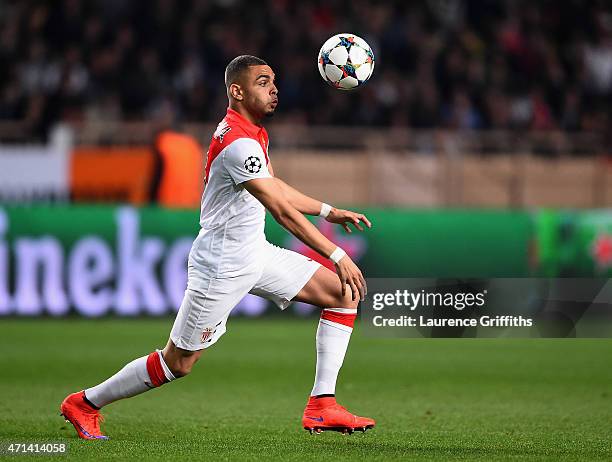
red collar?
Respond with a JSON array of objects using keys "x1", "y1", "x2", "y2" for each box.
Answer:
[{"x1": 226, "y1": 108, "x2": 264, "y2": 137}]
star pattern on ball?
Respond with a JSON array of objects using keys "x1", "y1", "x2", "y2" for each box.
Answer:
[
  {"x1": 341, "y1": 63, "x2": 357, "y2": 79},
  {"x1": 334, "y1": 38, "x2": 367, "y2": 83},
  {"x1": 244, "y1": 156, "x2": 262, "y2": 174},
  {"x1": 366, "y1": 49, "x2": 374, "y2": 65},
  {"x1": 319, "y1": 50, "x2": 331, "y2": 66},
  {"x1": 339, "y1": 36, "x2": 355, "y2": 50}
]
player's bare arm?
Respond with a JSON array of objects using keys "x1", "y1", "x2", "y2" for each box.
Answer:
[
  {"x1": 243, "y1": 176, "x2": 367, "y2": 300},
  {"x1": 268, "y1": 162, "x2": 372, "y2": 233}
]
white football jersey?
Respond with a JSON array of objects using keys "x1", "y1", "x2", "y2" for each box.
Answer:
[{"x1": 188, "y1": 108, "x2": 272, "y2": 279}]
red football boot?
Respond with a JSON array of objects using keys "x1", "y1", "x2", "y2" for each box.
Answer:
[
  {"x1": 302, "y1": 396, "x2": 375, "y2": 434},
  {"x1": 60, "y1": 391, "x2": 108, "y2": 440}
]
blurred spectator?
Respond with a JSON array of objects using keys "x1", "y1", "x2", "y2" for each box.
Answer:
[
  {"x1": 0, "y1": 0, "x2": 610, "y2": 138},
  {"x1": 150, "y1": 127, "x2": 204, "y2": 208},
  {"x1": 442, "y1": 88, "x2": 483, "y2": 130}
]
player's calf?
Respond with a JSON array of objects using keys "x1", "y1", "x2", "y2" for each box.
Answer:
[{"x1": 161, "y1": 339, "x2": 203, "y2": 377}]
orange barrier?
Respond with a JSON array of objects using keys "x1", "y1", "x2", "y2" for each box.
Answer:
[{"x1": 70, "y1": 147, "x2": 154, "y2": 205}]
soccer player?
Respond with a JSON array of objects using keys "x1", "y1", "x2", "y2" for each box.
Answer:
[{"x1": 60, "y1": 55, "x2": 375, "y2": 438}]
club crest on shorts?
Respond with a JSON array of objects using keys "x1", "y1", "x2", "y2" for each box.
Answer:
[{"x1": 201, "y1": 327, "x2": 214, "y2": 343}]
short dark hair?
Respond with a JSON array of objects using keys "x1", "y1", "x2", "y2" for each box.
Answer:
[{"x1": 225, "y1": 55, "x2": 268, "y2": 87}]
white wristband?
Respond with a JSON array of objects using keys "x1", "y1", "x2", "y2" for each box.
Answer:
[
  {"x1": 329, "y1": 247, "x2": 346, "y2": 264},
  {"x1": 319, "y1": 203, "x2": 332, "y2": 218}
]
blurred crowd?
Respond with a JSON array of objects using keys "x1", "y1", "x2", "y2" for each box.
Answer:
[{"x1": 0, "y1": 0, "x2": 611, "y2": 139}]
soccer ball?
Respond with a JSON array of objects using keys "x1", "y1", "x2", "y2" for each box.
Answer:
[{"x1": 317, "y1": 33, "x2": 375, "y2": 90}]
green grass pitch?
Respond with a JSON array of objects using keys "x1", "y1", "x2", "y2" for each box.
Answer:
[{"x1": 0, "y1": 318, "x2": 611, "y2": 461}]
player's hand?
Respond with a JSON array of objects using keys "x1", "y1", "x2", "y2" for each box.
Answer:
[
  {"x1": 326, "y1": 208, "x2": 372, "y2": 233},
  {"x1": 334, "y1": 254, "x2": 367, "y2": 301}
]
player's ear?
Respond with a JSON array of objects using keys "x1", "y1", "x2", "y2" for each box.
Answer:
[{"x1": 229, "y1": 83, "x2": 244, "y2": 101}]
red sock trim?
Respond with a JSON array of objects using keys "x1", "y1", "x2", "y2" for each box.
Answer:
[
  {"x1": 321, "y1": 310, "x2": 357, "y2": 328},
  {"x1": 146, "y1": 352, "x2": 168, "y2": 387}
]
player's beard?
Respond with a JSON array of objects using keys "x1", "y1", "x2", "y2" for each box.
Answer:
[
  {"x1": 265, "y1": 99, "x2": 278, "y2": 118},
  {"x1": 264, "y1": 104, "x2": 276, "y2": 118}
]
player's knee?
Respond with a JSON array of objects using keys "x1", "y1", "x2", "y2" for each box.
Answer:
[
  {"x1": 338, "y1": 291, "x2": 359, "y2": 309},
  {"x1": 326, "y1": 291, "x2": 359, "y2": 309}
]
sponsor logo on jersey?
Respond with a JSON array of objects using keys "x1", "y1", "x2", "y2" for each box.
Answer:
[{"x1": 213, "y1": 120, "x2": 232, "y2": 143}]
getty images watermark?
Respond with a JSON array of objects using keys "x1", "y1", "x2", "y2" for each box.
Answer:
[
  {"x1": 370, "y1": 288, "x2": 532, "y2": 328},
  {"x1": 361, "y1": 279, "x2": 612, "y2": 338}
]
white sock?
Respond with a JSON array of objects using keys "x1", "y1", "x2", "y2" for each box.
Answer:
[
  {"x1": 311, "y1": 308, "x2": 357, "y2": 396},
  {"x1": 84, "y1": 350, "x2": 175, "y2": 408}
]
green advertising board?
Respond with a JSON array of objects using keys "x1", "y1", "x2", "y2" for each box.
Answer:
[{"x1": 0, "y1": 204, "x2": 604, "y2": 317}]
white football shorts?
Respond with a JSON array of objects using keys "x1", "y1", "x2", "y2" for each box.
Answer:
[{"x1": 170, "y1": 241, "x2": 321, "y2": 351}]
